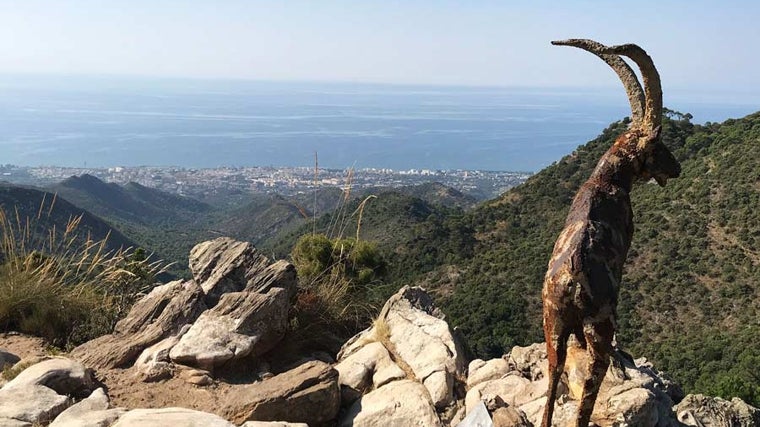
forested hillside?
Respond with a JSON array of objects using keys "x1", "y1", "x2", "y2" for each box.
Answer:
[
  {"x1": 0, "y1": 183, "x2": 135, "y2": 253},
  {"x1": 440, "y1": 110, "x2": 760, "y2": 405}
]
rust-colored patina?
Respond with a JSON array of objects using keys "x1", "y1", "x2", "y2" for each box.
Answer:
[{"x1": 541, "y1": 39, "x2": 680, "y2": 427}]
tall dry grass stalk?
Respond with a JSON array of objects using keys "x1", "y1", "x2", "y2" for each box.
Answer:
[{"x1": 0, "y1": 196, "x2": 164, "y2": 348}]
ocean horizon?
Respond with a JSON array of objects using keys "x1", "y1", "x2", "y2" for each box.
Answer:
[{"x1": 1, "y1": 75, "x2": 757, "y2": 172}]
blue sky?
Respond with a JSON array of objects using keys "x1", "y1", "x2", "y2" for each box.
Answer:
[{"x1": 1, "y1": 1, "x2": 759, "y2": 93}]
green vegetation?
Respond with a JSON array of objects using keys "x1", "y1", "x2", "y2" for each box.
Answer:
[
  {"x1": 436, "y1": 111, "x2": 760, "y2": 406},
  {"x1": 287, "y1": 233, "x2": 387, "y2": 353},
  {"x1": 0, "y1": 199, "x2": 162, "y2": 349}
]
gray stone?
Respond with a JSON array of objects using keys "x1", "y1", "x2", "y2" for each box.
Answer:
[
  {"x1": 188, "y1": 237, "x2": 272, "y2": 306},
  {"x1": 2, "y1": 357, "x2": 98, "y2": 398},
  {"x1": 0, "y1": 384, "x2": 71, "y2": 424},
  {"x1": 675, "y1": 394, "x2": 760, "y2": 427},
  {"x1": 334, "y1": 341, "x2": 405, "y2": 403},
  {"x1": 71, "y1": 280, "x2": 206, "y2": 369},
  {"x1": 133, "y1": 325, "x2": 190, "y2": 382},
  {"x1": 50, "y1": 388, "x2": 126, "y2": 427},
  {"x1": 112, "y1": 408, "x2": 235, "y2": 427},
  {"x1": 221, "y1": 360, "x2": 340, "y2": 426},
  {"x1": 169, "y1": 282, "x2": 292, "y2": 370},
  {"x1": 340, "y1": 379, "x2": 442, "y2": 427},
  {"x1": 239, "y1": 423, "x2": 309, "y2": 427},
  {"x1": 467, "y1": 358, "x2": 511, "y2": 389},
  {"x1": 338, "y1": 286, "x2": 467, "y2": 409}
]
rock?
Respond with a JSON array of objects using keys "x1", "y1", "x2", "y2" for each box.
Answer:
[
  {"x1": 0, "y1": 349, "x2": 20, "y2": 369},
  {"x1": 484, "y1": 396, "x2": 531, "y2": 427},
  {"x1": 49, "y1": 388, "x2": 127, "y2": 427},
  {"x1": 334, "y1": 341, "x2": 405, "y2": 403},
  {"x1": 179, "y1": 367, "x2": 214, "y2": 386},
  {"x1": 239, "y1": 423, "x2": 309, "y2": 427},
  {"x1": 3, "y1": 357, "x2": 98, "y2": 398},
  {"x1": 465, "y1": 375, "x2": 531, "y2": 414},
  {"x1": 467, "y1": 358, "x2": 511, "y2": 389},
  {"x1": 134, "y1": 326, "x2": 190, "y2": 382},
  {"x1": 508, "y1": 343, "x2": 547, "y2": 381},
  {"x1": 595, "y1": 387, "x2": 659, "y2": 427},
  {"x1": 456, "y1": 401, "x2": 492, "y2": 427},
  {"x1": 0, "y1": 418, "x2": 32, "y2": 426},
  {"x1": 189, "y1": 238, "x2": 273, "y2": 306},
  {"x1": 0, "y1": 384, "x2": 71, "y2": 424},
  {"x1": 675, "y1": 394, "x2": 760, "y2": 426},
  {"x1": 221, "y1": 360, "x2": 340, "y2": 425},
  {"x1": 340, "y1": 379, "x2": 442, "y2": 427},
  {"x1": 169, "y1": 265, "x2": 293, "y2": 370},
  {"x1": 112, "y1": 408, "x2": 235, "y2": 427},
  {"x1": 491, "y1": 406, "x2": 531, "y2": 427},
  {"x1": 71, "y1": 280, "x2": 206, "y2": 369},
  {"x1": 338, "y1": 286, "x2": 467, "y2": 409}
]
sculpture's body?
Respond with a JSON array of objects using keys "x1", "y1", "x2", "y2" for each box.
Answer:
[{"x1": 541, "y1": 39, "x2": 681, "y2": 427}]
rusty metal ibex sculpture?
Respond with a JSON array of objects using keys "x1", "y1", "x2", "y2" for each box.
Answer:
[{"x1": 541, "y1": 39, "x2": 681, "y2": 427}]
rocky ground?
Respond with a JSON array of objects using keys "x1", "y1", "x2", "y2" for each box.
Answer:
[{"x1": 1, "y1": 237, "x2": 759, "y2": 427}]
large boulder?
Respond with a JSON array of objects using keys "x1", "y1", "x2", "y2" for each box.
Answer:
[
  {"x1": 169, "y1": 260, "x2": 296, "y2": 370},
  {"x1": 0, "y1": 384, "x2": 71, "y2": 424},
  {"x1": 338, "y1": 286, "x2": 468, "y2": 410},
  {"x1": 112, "y1": 408, "x2": 235, "y2": 427},
  {"x1": 340, "y1": 379, "x2": 443, "y2": 427},
  {"x1": 70, "y1": 280, "x2": 206, "y2": 369},
  {"x1": 221, "y1": 360, "x2": 340, "y2": 426},
  {"x1": 49, "y1": 387, "x2": 126, "y2": 427},
  {"x1": 188, "y1": 237, "x2": 273, "y2": 306},
  {"x1": 675, "y1": 394, "x2": 760, "y2": 426},
  {"x1": 3, "y1": 357, "x2": 98, "y2": 398}
]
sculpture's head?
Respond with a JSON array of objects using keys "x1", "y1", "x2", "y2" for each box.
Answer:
[
  {"x1": 637, "y1": 126, "x2": 680, "y2": 186},
  {"x1": 551, "y1": 39, "x2": 681, "y2": 187}
]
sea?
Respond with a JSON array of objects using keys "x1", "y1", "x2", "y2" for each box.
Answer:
[{"x1": 1, "y1": 75, "x2": 757, "y2": 172}]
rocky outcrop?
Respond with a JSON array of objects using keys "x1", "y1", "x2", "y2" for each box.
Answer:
[
  {"x1": 169, "y1": 260, "x2": 296, "y2": 370},
  {"x1": 341, "y1": 379, "x2": 443, "y2": 427},
  {"x1": 221, "y1": 360, "x2": 340, "y2": 425},
  {"x1": 338, "y1": 286, "x2": 467, "y2": 414},
  {"x1": 70, "y1": 280, "x2": 206, "y2": 369},
  {"x1": 675, "y1": 394, "x2": 760, "y2": 426},
  {"x1": 72, "y1": 238, "x2": 296, "y2": 375},
  {"x1": 189, "y1": 237, "x2": 273, "y2": 306}
]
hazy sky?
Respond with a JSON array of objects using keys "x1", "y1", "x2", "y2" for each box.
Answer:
[{"x1": 1, "y1": 1, "x2": 759, "y2": 91}]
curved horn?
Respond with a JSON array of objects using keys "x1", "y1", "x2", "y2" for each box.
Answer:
[
  {"x1": 551, "y1": 39, "x2": 645, "y2": 126},
  {"x1": 602, "y1": 43, "x2": 662, "y2": 132}
]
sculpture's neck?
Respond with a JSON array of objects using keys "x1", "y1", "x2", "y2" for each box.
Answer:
[{"x1": 589, "y1": 144, "x2": 639, "y2": 193}]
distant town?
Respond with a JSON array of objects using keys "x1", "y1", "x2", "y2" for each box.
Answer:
[{"x1": 0, "y1": 164, "x2": 531, "y2": 201}]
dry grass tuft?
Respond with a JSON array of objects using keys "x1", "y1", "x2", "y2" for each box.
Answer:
[{"x1": 0, "y1": 198, "x2": 164, "y2": 349}]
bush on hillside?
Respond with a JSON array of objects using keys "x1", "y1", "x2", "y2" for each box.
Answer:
[{"x1": 287, "y1": 233, "x2": 387, "y2": 353}]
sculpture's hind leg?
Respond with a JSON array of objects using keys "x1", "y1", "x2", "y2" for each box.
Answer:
[
  {"x1": 576, "y1": 318, "x2": 614, "y2": 427},
  {"x1": 541, "y1": 313, "x2": 570, "y2": 427}
]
